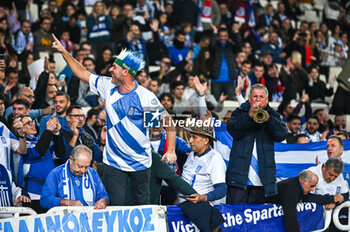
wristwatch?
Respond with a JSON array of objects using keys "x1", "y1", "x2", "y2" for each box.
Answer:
[{"x1": 18, "y1": 132, "x2": 26, "y2": 139}]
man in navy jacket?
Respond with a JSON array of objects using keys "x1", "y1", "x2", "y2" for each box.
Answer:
[{"x1": 226, "y1": 84, "x2": 288, "y2": 204}]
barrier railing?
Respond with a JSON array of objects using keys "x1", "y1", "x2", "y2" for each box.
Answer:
[
  {"x1": 0, "y1": 203, "x2": 331, "y2": 231},
  {"x1": 0, "y1": 207, "x2": 37, "y2": 218},
  {"x1": 333, "y1": 201, "x2": 350, "y2": 231}
]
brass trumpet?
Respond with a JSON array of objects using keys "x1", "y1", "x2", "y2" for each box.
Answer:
[{"x1": 253, "y1": 107, "x2": 268, "y2": 124}]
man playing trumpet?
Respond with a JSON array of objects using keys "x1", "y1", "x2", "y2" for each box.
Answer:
[{"x1": 226, "y1": 84, "x2": 288, "y2": 204}]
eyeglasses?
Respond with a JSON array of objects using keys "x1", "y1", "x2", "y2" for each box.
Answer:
[
  {"x1": 21, "y1": 94, "x2": 35, "y2": 99},
  {"x1": 96, "y1": 115, "x2": 106, "y2": 124},
  {"x1": 69, "y1": 114, "x2": 85, "y2": 119},
  {"x1": 23, "y1": 120, "x2": 35, "y2": 126}
]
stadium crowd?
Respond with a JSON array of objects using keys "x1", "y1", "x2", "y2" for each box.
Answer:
[{"x1": 0, "y1": 0, "x2": 350, "y2": 230}]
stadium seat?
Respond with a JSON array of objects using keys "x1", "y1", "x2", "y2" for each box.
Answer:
[
  {"x1": 85, "y1": 6, "x2": 93, "y2": 15},
  {"x1": 149, "y1": 65, "x2": 159, "y2": 73},
  {"x1": 259, "y1": 0, "x2": 269, "y2": 8},
  {"x1": 275, "y1": 63, "x2": 282, "y2": 72},
  {"x1": 319, "y1": 74, "x2": 326, "y2": 83},
  {"x1": 329, "y1": 67, "x2": 342, "y2": 81},
  {"x1": 29, "y1": 3, "x2": 39, "y2": 22},
  {"x1": 53, "y1": 52, "x2": 66, "y2": 75},
  {"x1": 39, "y1": 52, "x2": 49, "y2": 60},
  {"x1": 313, "y1": 0, "x2": 325, "y2": 11}
]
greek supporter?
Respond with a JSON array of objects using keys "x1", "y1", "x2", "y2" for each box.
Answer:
[
  {"x1": 316, "y1": 135, "x2": 344, "y2": 165},
  {"x1": 60, "y1": 105, "x2": 102, "y2": 163},
  {"x1": 295, "y1": 134, "x2": 310, "y2": 144},
  {"x1": 226, "y1": 84, "x2": 288, "y2": 204},
  {"x1": 17, "y1": 115, "x2": 64, "y2": 213},
  {"x1": 86, "y1": 1, "x2": 113, "y2": 57},
  {"x1": 306, "y1": 158, "x2": 349, "y2": 210},
  {"x1": 4, "y1": 87, "x2": 51, "y2": 124},
  {"x1": 303, "y1": 115, "x2": 325, "y2": 142},
  {"x1": 51, "y1": 36, "x2": 176, "y2": 205},
  {"x1": 285, "y1": 114, "x2": 302, "y2": 144},
  {"x1": 266, "y1": 170, "x2": 319, "y2": 232},
  {"x1": 76, "y1": 57, "x2": 100, "y2": 108},
  {"x1": 83, "y1": 108, "x2": 102, "y2": 142},
  {"x1": 6, "y1": 98, "x2": 31, "y2": 126},
  {"x1": 39, "y1": 92, "x2": 70, "y2": 136},
  {"x1": 180, "y1": 124, "x2": 226, "y2": 205},
  {"x1": 40, "y1": 145, "x2": 109, "y2": 209},
  {"x1": 278, "y1": 90, "x2": 312, "y2": 125},
  {"x1": 327, "y1": 114, "x2": 350, "y2": 138}
]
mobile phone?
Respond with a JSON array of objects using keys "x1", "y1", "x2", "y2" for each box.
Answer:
[
  {"x1": 51, "y1": 107, "x2": 57, "y2": 119},
  {"x1": 0, "y1": 54, "x2": 5, "y2": 61},
  {"x1": 179, "y1": 195, "x2": 195, "y2": 199}
]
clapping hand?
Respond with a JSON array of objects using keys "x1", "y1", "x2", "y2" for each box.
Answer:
[{"x1": 193, "y1": 75, "x2": 206, "y2": 96}]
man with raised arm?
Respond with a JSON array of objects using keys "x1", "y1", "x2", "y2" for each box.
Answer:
[{"x1": 51, "y1": 34, "x2": 177, "y2": 205}]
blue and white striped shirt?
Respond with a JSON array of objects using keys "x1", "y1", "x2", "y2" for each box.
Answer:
[
  {"x1": 89, "y1": 74, "x2": 168, "y2": 171},
  {"x1": 0, "y1": 122, "x2": 19, "y2": 171}
]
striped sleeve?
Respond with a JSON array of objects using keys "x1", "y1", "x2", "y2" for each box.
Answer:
[
  {"x1": 89, "y1": 73, "x2": 112, "y2": 99},
  {"x1": 9, "y1": 130, "x2": 19, "y2": 152}
]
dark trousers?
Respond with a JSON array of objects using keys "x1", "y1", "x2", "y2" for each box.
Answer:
[
  {"x1": 226, "y1": 185, "x2": 266, "y2": 204},
  {"x1": 31, "y1": 200, "x2": 48, "y2": 214},
  {"x1": 331, "y1": 85, "x2": 350, "y2": 115},
  {"x1": 103, "y1": 164, "x2": 151, "y2": 205},
  {"x1": 211, "y1": 81, "x2": 235, "y2": 101}
]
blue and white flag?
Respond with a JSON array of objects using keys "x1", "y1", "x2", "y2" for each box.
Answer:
[
  {"x1": 196, "y1": 0, "x2": 203, "y2": 31},
  {"x1": 275, "y1": 140, "x2": 350, "y2": 181},
  {"x1": 213, "y1": 120, "x2": 350, "y2": 181},
  {"x1": 247, "y1": 0, "x2": 256, "y2": 28}
]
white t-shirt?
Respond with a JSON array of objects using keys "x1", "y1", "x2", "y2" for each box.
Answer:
[
  {"x1": 89, "y1": 74, "x2": 168, "y2": 172},
  {"x1": 0, "y1": 122, "x2": 19, "y2": 171},
  {"x1": 181, "y1": 147, "x2": 226, "y2": 204},
  {"x1": 308, "y1": 164, "x2": 349, "y2": 195}
]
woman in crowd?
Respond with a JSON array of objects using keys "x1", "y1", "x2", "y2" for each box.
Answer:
[{"x1": 17, "y1": 115, "x2": 65, "y2": 213}]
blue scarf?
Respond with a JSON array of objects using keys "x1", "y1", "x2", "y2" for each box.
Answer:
[{"x1": 62, "y1": 160, "x2": 95, "y2": 206}]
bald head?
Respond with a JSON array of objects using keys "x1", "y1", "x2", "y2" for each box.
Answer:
[
  {"x1": 298, "y1": 170, "x2": 318, "y2": 194},
  {"x1": 18, "y1": 87, "x2": 35, "y2": 105}
]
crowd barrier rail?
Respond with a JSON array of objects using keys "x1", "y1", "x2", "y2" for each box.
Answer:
[
  {"x1": 0, "y1": 203, "x2": 333, "y2": 232},
  {"x1": 333, "y1": 201, "x2": 350, "y2": 231}
]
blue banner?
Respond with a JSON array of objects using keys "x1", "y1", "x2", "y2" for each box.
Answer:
[{"x1": 167, "y1": 203, "x2": 324, "y2": 232}]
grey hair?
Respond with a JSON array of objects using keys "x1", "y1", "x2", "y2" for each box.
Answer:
[
  {"x1": 328, "y1": 135, "x2": 344, "y2": 149},
  {"x1": 298, "y1": 170, "x2": 317, "y2": 183},
  {"x1": 71, "y1": 144, "x2": 93, "y2": 161},
  {"x1": 325, "y1": 158, "x2": 344, "y2": 174},
  {"x1": 249, "y1": 84, "x2": 269, "y2": 98}
]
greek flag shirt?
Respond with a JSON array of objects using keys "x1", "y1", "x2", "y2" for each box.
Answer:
[
  {"x1": 0, "y1": 122, "x2": 19, "y2": 171},
  {"x1": 89, "y1": 74, "x2": 168, "y2": 172}
]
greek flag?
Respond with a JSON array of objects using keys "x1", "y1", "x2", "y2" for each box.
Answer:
[
  {"x1": 213, "y1": 121, "x2": 350, "y2": 182},
  {"x1": 248, "y1": 0, "x2": 256, "y2": 28},
  {"x1": 275, "y1": 140, "x2": 350, "y2": 181},
  {"x1": 196, "y1": 0, "x2": 203, "y2": 31}
]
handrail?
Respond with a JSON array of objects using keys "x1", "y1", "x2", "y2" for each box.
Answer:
[
  {"x1": 333, "y1": 201, "x2": 350, "y2": 231},
  {"x1": 0, "y1": 207, "x2": 37, "y2": 217}
]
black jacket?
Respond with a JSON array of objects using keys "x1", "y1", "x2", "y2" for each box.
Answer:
[
  {"x1": 226, "y1": 101, "x2": 288, "y2": 196},
  {"x1": 267, "y1": 177, "x2": 342, "y2": 232},
  {"x1": 210, "y1": 41, "x2": 238, "y2": 80}
]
